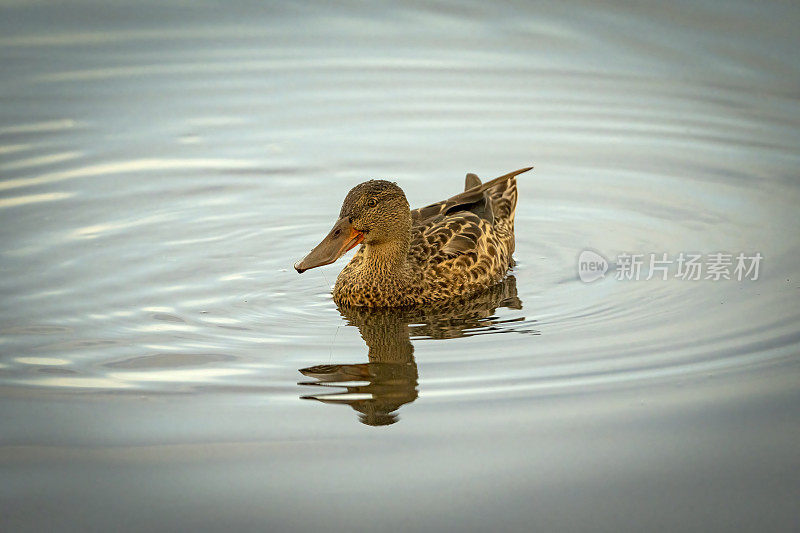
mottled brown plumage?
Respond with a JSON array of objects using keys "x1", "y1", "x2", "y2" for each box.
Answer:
[{"x1": 294, "y1": 167, "x2": 532, "y2": 307}]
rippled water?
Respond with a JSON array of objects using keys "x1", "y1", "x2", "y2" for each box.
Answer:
[{"x1": 1, "y1": 1, "x2": 799, "y2": 531}]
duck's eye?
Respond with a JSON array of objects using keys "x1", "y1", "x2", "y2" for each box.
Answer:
[{"x1": 366, "y1": 198, "x2": 377, "y2": 208}]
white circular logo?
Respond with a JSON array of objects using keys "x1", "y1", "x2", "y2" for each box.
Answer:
[{"x1": 578, "y1": 250, "x2": 608, "y2": 283}]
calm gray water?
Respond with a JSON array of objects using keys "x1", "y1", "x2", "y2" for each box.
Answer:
[{"x1": 1, "y1": 1, "x2": 799, "y2": 531}]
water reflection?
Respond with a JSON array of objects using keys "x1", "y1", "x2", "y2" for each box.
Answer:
[{"x1": 299, "y1": 275, "x2": 528, "y2": 426}]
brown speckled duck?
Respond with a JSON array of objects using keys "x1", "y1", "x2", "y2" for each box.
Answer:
[{"x1": 294, "y1": 167, "x2": 532, "y2": 307}]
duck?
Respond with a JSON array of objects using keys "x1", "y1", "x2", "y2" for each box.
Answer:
[{"x1": 294, "y1": 166, "x2": 532, "y2": 307}]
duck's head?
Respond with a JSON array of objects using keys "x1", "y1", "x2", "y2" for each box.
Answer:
[{"x1": 294, "y1": 180, "x2": 411, "y2": 273}]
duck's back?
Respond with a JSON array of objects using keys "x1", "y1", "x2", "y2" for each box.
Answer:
[{"x1": 407, "y1": 167, "x2": 530, "y2": 303}]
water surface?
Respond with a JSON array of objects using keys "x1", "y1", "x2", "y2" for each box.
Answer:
[{"x1": 1, "y1": 1, "x2": 799, "y2": 531}]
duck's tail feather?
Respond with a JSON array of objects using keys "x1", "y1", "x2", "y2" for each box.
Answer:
[{"x1": 484, "y1": 167, "x2": 531, "y2": 222}]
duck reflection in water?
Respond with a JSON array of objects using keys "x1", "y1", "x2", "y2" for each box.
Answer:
[{"x1": 298, "y1": 275, "x2": 529, "y2": 426}]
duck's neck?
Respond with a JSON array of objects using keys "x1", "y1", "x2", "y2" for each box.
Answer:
[
  {"x1": 335, "y1": 215, "x2": 414, "y2": 306},
  {"x1": 363, "y1": 234, "x2": 410, "y2": 278}
]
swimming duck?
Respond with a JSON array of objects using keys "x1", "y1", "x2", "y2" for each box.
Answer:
[{"x1": 294, "y1": 167, "x2": 532, "y2": 307}]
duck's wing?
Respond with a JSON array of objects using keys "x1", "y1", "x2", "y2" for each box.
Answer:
[
  {"x1": 408, "y1": 167, "x2": 531, "y2": 268},
  {"x1": 410, "y1": 210, "x2": 486, "y2": 264},
  {"x1": 411, "y1": 167, "x2": 532, "y2": 226},
  {"x1": 464, "y1": 172, "x2": 482, "y2": 190}
]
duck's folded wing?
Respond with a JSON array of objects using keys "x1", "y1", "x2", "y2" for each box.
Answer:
[
  {"x1": 411, "y1": 167, "x2": 532, "y2": 225},
  {"x1": 410, "y1": 211, "x2": 485, "y2": 264}
]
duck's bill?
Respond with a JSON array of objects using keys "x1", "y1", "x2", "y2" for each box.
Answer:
[{"x1": 294, "y1": 217, "x2": 364, "y2": 273}]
